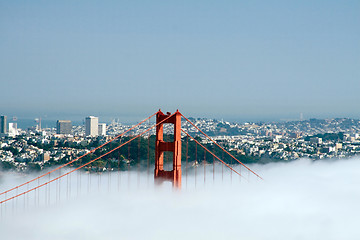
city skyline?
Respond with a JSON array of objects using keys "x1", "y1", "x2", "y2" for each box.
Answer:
[
  {"x1": 1, "y1": 2, "x2": 359, "y2": 238},
  {"x1": 1, "y1": 1, "x2": 359, "y2": 121}
]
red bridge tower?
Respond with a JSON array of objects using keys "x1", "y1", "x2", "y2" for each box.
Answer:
[{"x1": 154, "y1": 110, "x2": 182, "y2": 188}]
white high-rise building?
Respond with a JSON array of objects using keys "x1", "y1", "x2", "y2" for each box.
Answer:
[
  {"x1": 85, "y1": 116, "x2": 99, "y2": 137},
  {"x1": 8, "y1": 123, "x2": 18, "y2": 137},
  {"x1": 98, "y1": 123, "x2": 106, "y2": 136}
]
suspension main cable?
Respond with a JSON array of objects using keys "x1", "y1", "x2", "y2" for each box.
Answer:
[
  {"x1": 180, "y1": 113, "x2": 263, "y2": 180},
  {"x1": 0, "y1": 112, "x2": 158, "y2": 197},
  {"x1": 0, "y1": 112, "x2": 175, "y2": 205}
]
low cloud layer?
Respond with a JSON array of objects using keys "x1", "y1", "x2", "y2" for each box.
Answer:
[{"x1": 1, "y1": 158, "x2": 360, "y2": 240}]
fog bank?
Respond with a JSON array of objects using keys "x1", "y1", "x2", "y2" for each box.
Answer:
[{"x1": 1, "y1": 158, "x2": 360, "y2": 240}]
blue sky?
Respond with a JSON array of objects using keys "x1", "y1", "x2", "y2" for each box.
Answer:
[{"x1": 1, "y1": 1, "x2": 359, "y2": 122}]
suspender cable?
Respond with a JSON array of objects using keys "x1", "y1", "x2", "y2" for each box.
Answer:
[
  {"x1": 127, "y1": 137, "x2": 131, "y2": 171},
  {"x1": 195, "y1": 140, "x2": 197, "y2": 187},
  {"x1": 147, "y1": 119, "x2": 150, "y2": 176},
  {"x1": 222, "y1": 151, "x2": 224, "y2": 182},
  {"x1": 213, "y1": 155, "x2": 215, "y2": 182},
  {"x1": 185, "y1": 133, "x2": 189, "y2": 186},
  {"x1": 137, "y1": 137, "x2": 141, "y2": 184},
  {"x1": 204, "y1": 145, "x2": 206, "y2": 184}
]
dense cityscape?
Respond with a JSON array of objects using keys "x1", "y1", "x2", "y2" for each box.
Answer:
[{"x1": 1, "y1": 114, "x2": 360, "y2": 172}]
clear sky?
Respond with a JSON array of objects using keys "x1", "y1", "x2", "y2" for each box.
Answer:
[{"x1": 1, "y1": 1, "x2": 359, "y2": 122}]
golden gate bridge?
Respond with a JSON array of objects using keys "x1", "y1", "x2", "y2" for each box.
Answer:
[{"x1": 0, "y1": 110, "x2": 262, "y2": 206}]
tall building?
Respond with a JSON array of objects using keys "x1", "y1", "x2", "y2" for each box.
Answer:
[
  {"x1": 8, "y1": 123, "x2": 18, "y2": 137},
  {"x1": 98, "y1": 123, "x2": 106, "y2": 136},
  {"x1": 85, "y1": 116, "x2": 98, "y2": 137},
  {"x1": 0, "y1": 115, "x2": 7, "y2": 134},
  {"x1": 56, "y1": 120, "x2": 72, "y2": 135}
]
